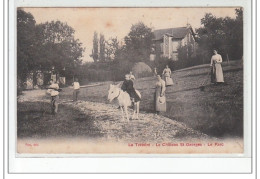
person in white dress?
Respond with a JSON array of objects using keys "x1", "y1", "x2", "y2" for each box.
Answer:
[
  {"x1": 162, "y1": 65, "x2": 174, "y2": 86},
  {"x1": 210, "y1": 50, "x2": 224, "y2": 84},
  {"x1": 154, "y1": 75, "x2": 166, "y2": 114}
]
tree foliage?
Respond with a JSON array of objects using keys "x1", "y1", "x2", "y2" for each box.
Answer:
[
  {"x1": 195, "y1": 8, "x2": 243, "y2": 61},
  {"x1": 99, "y1": 33, "x2": 106, "y2": 62},
  {"x1": 82, "y1": 22, "x2": 155, "y2": 82},
  {"x1": 90, "y1": 31, "x2": 99, "y2": 62},
  {"x1": 124, "y1": 22, "x2": 154, "y2": 62},
  {"x1": 105, "y1": 37, "x2": 119, "y2": 61},
  {"x1": 17, "y1": 9, "x2": 37, "y2": 82},
  {"x1": 17, "y1": 9, "x2": 85, "y2": 85}
]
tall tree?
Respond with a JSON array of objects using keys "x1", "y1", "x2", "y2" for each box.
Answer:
[
  {"x1": 124, "y1": 22, "x2": 154, "y2": 62},
  {"x1": 36, "y1": 21, "x2": 75, "y2": 44},
  {"x1": 196, "y1": 8, "x2": 243, "y2": 61},
  {"x1": 90, "y1": 31, "x2": 99, "y2": 62},
  {"x1": 105, "y1": 37, "x2": 119, "y2": 61},
  {"x1": 234, "y1": 8, "x2": 243, "y2": 59},
  {"x1": 35, "y1": 21, "x2": 84, "y2": 78},
  {"x1": 17, "y1": 8, "x2": 37, "y2": 83},
  {"x1": 99, "y1": 33, "x2": 106, "y2": 62}
]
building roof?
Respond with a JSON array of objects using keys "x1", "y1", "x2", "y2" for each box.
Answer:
[{"x1": 153, "y1": 26, "x2": 194, "y2": 41}]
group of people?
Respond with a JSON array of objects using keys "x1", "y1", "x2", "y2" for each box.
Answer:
[
  {"x1": 155, "y1": 49, "x2": 225, "y2": 113},
  {"x1": 154, "y1": 49, "x2": 225, "y2": 114},
  {"x1": 119, "y1": 67, "x2": 173, "y2": 115},
  {"x1": 153, "y1": 65, "x2": 175, "y2": 115},
  {"x1": 46, "y1": 49, "x2": 224, "y2": 116}
]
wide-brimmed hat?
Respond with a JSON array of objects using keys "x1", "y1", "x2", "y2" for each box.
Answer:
[{"x1": 158, "y1": 96, "x2": 166, "y2": 104}]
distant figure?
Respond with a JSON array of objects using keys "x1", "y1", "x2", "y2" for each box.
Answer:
[
  {"x1": 162, "y1": 65, "x2": 174, "y2": 86},
  {"x1": 121, "y1": 74, "x2": 141, "y2": 103},
  {"x1": 46, "y1": 79, "x2": 60, "y2": 115},
  {"x1": 150, "y1": 47, "x2": 156, "y2": 61},
  {"x1": 154, "y1": 75, "x2": 166, "y2": 114},
  {"x1": 154, "y1": 67, "x2": 158, "y2": 76},
  {"x1": 72, "y1": 78, "x2": 80, "y2": 101},
  {"x1": 210, "y1": 50, "x2": 224, "y2": 84},
  {"x1": 129, "y1": 71, "x2": 135, "y2": 81}
]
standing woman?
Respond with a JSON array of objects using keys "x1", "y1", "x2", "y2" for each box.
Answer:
[
  {"x1": 162, "y1": 65, "x2": 174, "y2": 86},
  {"x1": 154, "y1": 75, "x2": 166, "y2": 114},
  {"x1": 210, "y1": 50, "x2": 224, "y2": 84}
]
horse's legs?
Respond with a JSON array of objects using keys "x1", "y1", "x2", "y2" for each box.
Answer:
[
  {"x1": 124, "y1": 105, "x2": 129, "y2": 122},
  {"x1": 132, "y1": 103, "x2": 136, "y2": 119},
  {"x1": 120, "y1": 106, "x2": 125, "y2": 121},
  {"x1": 136, "y1": 102, "x2": 140, "y2": 119}
]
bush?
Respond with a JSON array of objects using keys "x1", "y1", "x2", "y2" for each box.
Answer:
[
  {"x1": 131, "y1": 62, "x2": 152, "y2": 78},
  {"x1": 76, "y1": 60, "x2": 135, "y2": 84}
]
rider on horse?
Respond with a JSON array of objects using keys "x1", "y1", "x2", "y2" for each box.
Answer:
[{"x1": 121, "y1": 74, "x2": 141, "y2": 103}]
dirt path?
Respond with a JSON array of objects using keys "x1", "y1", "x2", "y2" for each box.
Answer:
[{"x1": 17, "y1": 90, "x2": 212, "y2": 143}]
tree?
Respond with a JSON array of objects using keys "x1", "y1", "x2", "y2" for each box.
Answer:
[
  {"x1": 36, "y1": 21, "x2": 75, "y2": 44},
  {"x1": 196, "y1": 8, "x2": 243, "y2": 61},
  {"x1": 35, "y1": 21, "x2": 84, "y2": 79},
  {"x1": 99, "y1": 33, "x2": 106, "y2": 62},
  {"x1": 90, "y1": 31, "x2": 99, "y2": 62},
  {"x1": 17, "y1": 9, "x2": 85, "y2": 87},
  {"x1": 17, "y1": 8, "x2": 37, "y2": 83},
  {"x1": 124, "y1": 22, "x2": 154, "y2": 62},
  {"x1": 234, "y1": 8, "x2": 243, "y2": 59},
  {"x1": 105, "y1": 37, "x2": 119, "y2": 61}
]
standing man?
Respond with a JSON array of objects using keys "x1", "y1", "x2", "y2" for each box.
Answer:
[{"x1": 72, "y1": 78, "x2": 80, "y2": 101}]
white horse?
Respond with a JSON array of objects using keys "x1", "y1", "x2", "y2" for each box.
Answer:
[{"x1": 107, "y1": 83, "x2": 141, "y2": 121}]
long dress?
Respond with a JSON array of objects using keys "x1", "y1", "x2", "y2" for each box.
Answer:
[
  {"x1": 121, "y1": 79, "x2": 141, "y2": 102},
  {"x1": 210, "y1": 54, "x2": 224, "y2": 83},
  {"x1": 154, "y1": 79, "x2": 166, "y2": 112},
  {"x1": 162, "y1": 68, "x2": 174, "y2": 86}
]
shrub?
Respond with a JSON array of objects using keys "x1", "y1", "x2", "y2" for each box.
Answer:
[{"x1": 131, "y1": 62, "x2": 153, "y2": 78}]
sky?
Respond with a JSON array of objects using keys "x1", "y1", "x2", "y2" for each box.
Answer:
[{"x1": 24, "y1": 7, "x2": 238, "y2": 62}]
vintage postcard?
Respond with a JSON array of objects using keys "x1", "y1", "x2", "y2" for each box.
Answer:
[
  {"x1": 15, "y1": 6, "x2": 247, "y2": 155},
  {"x1": 6, "y1": 0, "x2": 255, "y2": 174}
]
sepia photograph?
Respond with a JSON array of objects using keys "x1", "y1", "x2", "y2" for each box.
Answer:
[{"x1": 16, "y1": 7, "x2": 244, "y2": 154}]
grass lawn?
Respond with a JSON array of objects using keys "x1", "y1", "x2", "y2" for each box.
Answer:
[
  {"x1": 59, "y1": 60, "x2": 243, "y2": 138},
  {"x1": 17, "y1": 60, "x2": 243, "y2": 140},
  {"x1": 17, "y1": 101, "x2": 102, "y2": 139}
]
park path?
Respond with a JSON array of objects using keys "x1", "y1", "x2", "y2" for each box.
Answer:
[{"x1": 18, "y1": 89, "x2": 212, "y2": 143}]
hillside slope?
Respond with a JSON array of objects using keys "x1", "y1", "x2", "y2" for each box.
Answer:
[{"x1": 60, "y1": 60, "x2": 243, "y2": 137}]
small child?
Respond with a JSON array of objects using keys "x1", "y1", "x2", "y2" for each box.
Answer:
[
  {"x1": 72, "y1": 78, "x2": 80, "y2": 101},
  {"x1": 129, "y1": 71, "x2": 135, "y2": 81},
  {"x1": 46, "y1": 79, "x2": 60, "y2": 115}
]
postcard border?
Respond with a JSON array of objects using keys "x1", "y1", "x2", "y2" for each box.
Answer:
[{"x1": 4, "y1": 0, "x2": 257, "y2": 175}]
